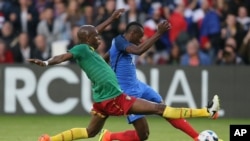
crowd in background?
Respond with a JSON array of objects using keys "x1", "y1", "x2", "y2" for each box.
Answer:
[{"x1": 0, "y1": 0, "x2": 250, "y2": 66}]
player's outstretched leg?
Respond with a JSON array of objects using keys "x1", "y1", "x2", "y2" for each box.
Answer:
[
  {"x1": 128, "y1": 95, "x2": 220, "y2": 119},
  {"x1": 167, "y1": 118, "x2": 199, "y2": 139},
  {"x1": 163, "y1": 95, "x2": 220, "y2": 119},
  {"x1": 38, "y1": 128, "x2": 88, "y2": 141},
  {"x1": 38, "y1": 115, "x2": 108, "y2": 141}
]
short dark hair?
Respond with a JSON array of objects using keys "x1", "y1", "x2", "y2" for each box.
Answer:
[{"x1": 125, "y1": 22, "x2": 143, "y2": 33}]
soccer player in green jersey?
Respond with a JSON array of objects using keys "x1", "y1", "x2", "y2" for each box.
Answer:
[{"x1": 28, "y1": 9, "x2": 220, "y2": 141}]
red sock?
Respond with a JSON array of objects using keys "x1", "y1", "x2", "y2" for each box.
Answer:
[
  {"x1": 167, "y1": 118, "x2": 199, "y2": 139},
  {"x1": 110, "y1": 130, "x2": 140, "y2": 141}
]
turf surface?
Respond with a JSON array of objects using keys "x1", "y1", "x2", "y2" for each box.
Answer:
[{"x1": 0, "y1": 115, "x2": 249, "y2": 141}]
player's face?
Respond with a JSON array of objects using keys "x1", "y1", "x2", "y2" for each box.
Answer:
[
  {"x1": 88, "y1": 29, "x2": 101, "y2": 49},
  {"x1": 131, "y1": 28, "x2": 144, "y2": 45}
]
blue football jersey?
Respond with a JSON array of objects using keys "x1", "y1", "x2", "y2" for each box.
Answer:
[{"x1": 109, "y1": 35, "x2": 139, "y2": 90}]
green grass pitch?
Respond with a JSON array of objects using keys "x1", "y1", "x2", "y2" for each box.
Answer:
[{"x1": 0, "y1": 115, "x2": 249, "y2": 141}]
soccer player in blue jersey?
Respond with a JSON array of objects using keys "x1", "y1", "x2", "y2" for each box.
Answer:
[{"x1": 99, "y1": 22, "x2": 221, "y2": 141}]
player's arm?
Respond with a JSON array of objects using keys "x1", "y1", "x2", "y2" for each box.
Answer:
[
  {"x1": 126, "y1": 20, "x2": 171, "y2": 55},
  {"x1": 95, "y1": 9, "x2": 125, "y2": 34},
  {"x1": 27, "y1": 53, "x2": 73, "y2": 67}
]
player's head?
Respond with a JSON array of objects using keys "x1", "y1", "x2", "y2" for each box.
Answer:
[
  {"x1": 77, "y1": 25, "x2": 101, "y2": 49},
  {"x1": 124, "y1": 22, "x2": 144, "y2": 45}
]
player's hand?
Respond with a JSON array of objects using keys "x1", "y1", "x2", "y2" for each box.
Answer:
[
  {"x1": 157, "y1": 20, "x2": 171, "y2": 34},
  {"x1": 110, "y1": 9, "x2": 125, "y2": 20},
  {"x1": 27, "y1": 59, "x2": 47, "y2": 67}
]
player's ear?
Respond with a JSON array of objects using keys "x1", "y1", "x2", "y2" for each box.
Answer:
[{"x1": 86, "y1": 36, "x2": 91, "y2": 44}]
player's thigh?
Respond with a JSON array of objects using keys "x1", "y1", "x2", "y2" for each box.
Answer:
[
  {"x1": 127, "y1": 98, "x2": 166, "y2": 115},
  {"x1": 141, "y1": 84, "x2": 162, "y2": 103},
  {"x1": 86, "y1": 114, "x2": 108, "y2": 137}
]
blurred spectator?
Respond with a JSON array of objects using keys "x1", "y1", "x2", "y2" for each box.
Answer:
[
  {"x1": 146, "y1": 51, "x2": 155, "y2": 65},
  {"x1": 221, "y1": 14, "x2": 245, "y2": 49},
  {"x1": 65, "y1": 0, "x2": 85, "y2": 27},
  {"x1": 84, "y1": 5, "x2": 94, "y2": 25},
  {"x1": 77, "y1": 0, "x2": 95, "y2": 7},
  {"x1": 169, "y1": 0, "x2": 188, "y2": 47},
  {"x1": 217, "y1": 37, "x2": 243, "y2": 65},
  {"x1": 11, "y1": 32, "x2": 35, "y2": 63},
  {"x1": 236, "y1": 6, "x2": 250, "y2": 32},
  {"x1": 35, "y1": 0, "x2": 52, "y2": 14},
  {"x1": 98, "y1": 0, "x2": 120, "y2": 51},
  {"x1": 33, "y1": 34, "x2": 50, "y2": 60},
  {"x1": 0, "y1": 0, "x2": 248, "y2": 66},
  {"x1": 162, "y1": 0, "x2": 175, "y2": 19},
  {"x1": 227, "y1": 0, "x2": 250, "y2": 16},
  {"x1": 54, "y1": 1, "x2": 71, "y2": 40},
  {"x1": 67, "y1": 25, "x2": 79, "y2": 63},
  {"x1": 0, "y1": 21, "x2": 18, "y2": 48},
  {"x1": 94, "y1": 5, "x2": 105, "y2": 26},
  {"x1": 0, "y1": 40, "x2": 14, "y2": 63},
  {"x1": 119, "y1": 0, "x2": 146, "y2": 32},
  {"x1": 199, "y1": 0, "x2": 221, "y2": 55},
  {"x1": 143, "y1": 2, "x2": 170, "y2": 63},
  {"x1": 37, "y1": 7, "x2": 67, "y2": 45},
  {"x1": 0, "y1": 0, "x2": 8, "y2": 28},
  {"x1": 136, "y1": 50, "x2": 156, "y2": 65},
  {"x1": 10, "y1": 0, "x2": 39, "y2": 38},
  {"x1": 239, "y1": 29, "x2": 250, "y2": 64},
  {"x1": 168, "y1": 43, "x2": 180, "y2": 65},
  {"x1": 182, "y1": 0, "x2": 199, "y2": 37},
  {"x1": 0, "y1": 0, "x2": 13, "y2": 27},
  {"x1": 54, "y1": 1, "x2": 67, "y2": 19},
  {"x1": 181, "y1": 38, "x2": 211, "y2": 66},
  {"x1": 225, "y1": 37, "x2": 237, "y2": 50},
  {"x1": 116, "y1": 0, "x2": 127, "y2": 10},
  {"x1": 140, "y1": 0, "x2": 152, "y2": 14},
  {"x1": 217, "y1": 44, "x2": 243, "y2": 65},
  {"x1": 213, "y1": 0, "x2": 228, "y2": 23},
  {"x1": 67, "y1": 25, "x2": 79, "y2": 50}
]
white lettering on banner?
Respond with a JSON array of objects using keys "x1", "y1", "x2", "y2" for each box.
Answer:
[
  {"x1": 37, "y1": 67, "x2": 79, "y2": 115},
  {"x1": 81, "y1": 71, "x2": 92, "y2": 113},
  {"x1": 165, "y1": 70, "x2": 197, "y2": 108},
  {"x1": 150, "y1": 68, "x2": 159, "y2": 92},
  {"x1": 4, "y1": 67, "x2": 36, "y2": 113},
  {"x1": 201, "y1": 70, "x2": 208, "y2": 107},
  {"x1": 2, "y1": 66, "x2": 225, "y2": 116}
]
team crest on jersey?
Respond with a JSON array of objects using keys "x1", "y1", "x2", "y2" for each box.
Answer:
[{"x1": 126, "y1": 95, "x2": 131, "y2": 100}]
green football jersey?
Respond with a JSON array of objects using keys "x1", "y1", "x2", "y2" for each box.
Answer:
[{"x1": 69, "y1": 44, "x2": 122, "y2": 102}]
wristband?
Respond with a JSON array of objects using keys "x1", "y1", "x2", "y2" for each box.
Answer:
[{"x1": 43, "y1": 61, "x2": 49, "y2": 66}]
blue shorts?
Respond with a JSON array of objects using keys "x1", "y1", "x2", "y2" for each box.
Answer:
[{"x1": 123, "y1": 81, "x2": 162, "y2": 124}]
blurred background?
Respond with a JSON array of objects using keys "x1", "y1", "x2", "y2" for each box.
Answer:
[
  {"x1": 0, "y1": 0, "x2": 250, "y2": 140},
  {"x1": 0, "y1": 0, "x2": 250, "y2": 65}
]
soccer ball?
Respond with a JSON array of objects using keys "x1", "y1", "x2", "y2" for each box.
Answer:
[{"x1": 197, "y1": 130, "x2": 219, "y2": 141}]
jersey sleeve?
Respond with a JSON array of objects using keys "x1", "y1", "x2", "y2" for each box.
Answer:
[
  {"x1": 68, "y1": 45, "x2": 87, "y2": 59},
  {"x1": 114, "y1": 35, "x2": 131, "y2": 52}
]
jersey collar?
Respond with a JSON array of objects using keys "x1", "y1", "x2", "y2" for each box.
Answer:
[{"x1": 89, "y1": 46, "x2": 95, "y2": 51}]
